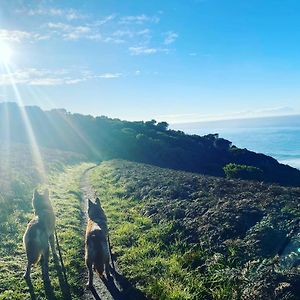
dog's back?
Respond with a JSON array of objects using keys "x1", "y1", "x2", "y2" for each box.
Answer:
[
  {"x1": 23, "y1": 189, "x2": 55, "y2": 280},
  {"x1": 86, "y1": 219, "x2": 109, "y2": 274},
  {"x1": 85, "y1": 199, "x2": 110, "y2": 287},
  {"x1": 32, "y1": 189, "x2": 55, "y2": 236}
]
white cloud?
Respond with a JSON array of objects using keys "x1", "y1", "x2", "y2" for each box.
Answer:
[
  {"x1": 97, "y1": 73, "x2": 122, "y2": 79},
  {"x1": 47, "y1": 22, "x2": 92, "y2": 40},
  {"x1": 111, "y1": 28, "x2": 151, "y2": 44},
  {"x1": 47, "y1": 22, "x2": 126, "y2": 43},
  {"x1": 120, "y1": 14, "x2": 160, "y2": 24},
  {"x1": 0, "y1": 68, "x2": 77, "y2": 86},
  {"x1": 102, "y1": 37, "x2": 125, "y2": 44},
  {"x1": 129, "y1": 46, "x2": 169, "y2": 55},
  {"x1": 22, "y1": 8, "x2": 86, "y2": 21},
  {"x1": 0, "y1": 29, "x2": 48, "y2": 43},
  {"x1": 93, "y1": 15, "x2": 116, "y2": 26},
  {"x1": 0, "y1": 68, "x2": 123, "y2": 86},
  {"x1": 163, "y1": 31, "x2": 178, "y2": 45}
]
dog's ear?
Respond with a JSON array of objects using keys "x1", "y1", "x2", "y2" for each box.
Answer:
[
  {"x1": 44, "y1": 189, "x2": 49, "y2": 198},
  {"x1": 95, "y1": 197, "x2": 100, "y2": 206},
  {"x1": 88, "y1": 199, "x2": 93, "y2": 207}
]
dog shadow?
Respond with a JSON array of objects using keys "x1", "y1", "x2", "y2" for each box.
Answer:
[
  {"x1": 24, "y1": 277, "x2": 37, "y2": 300},
  {"x1": 52, "y1": 252, "x2": 72, "y2": 299},
  {"x1": 25, "y1": 263, "x2": 56, "y2": 300},
  {"x1": 89, "y1": 265, "x2": 147, "y2": 300},
  {"x1": 25, "y1": 252, "x2": 72, "y2": 300}
]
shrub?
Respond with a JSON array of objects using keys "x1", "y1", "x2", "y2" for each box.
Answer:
[{"x1": 223, "y1": 163, "x2": 263, "y2": 181}]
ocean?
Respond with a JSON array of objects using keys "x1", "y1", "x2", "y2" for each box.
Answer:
[{"x1": 177, "y1": 126, "x2": 300, "y2": 170}]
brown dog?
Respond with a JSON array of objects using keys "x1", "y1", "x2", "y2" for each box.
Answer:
[
  {"x1": 23, "y1": 189, "x2": 56, "y2": 281},
  {"x1": 85, "y1": 198, "x2": 110, "y2": 288}
]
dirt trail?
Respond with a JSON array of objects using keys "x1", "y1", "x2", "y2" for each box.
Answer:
[{"x1": 80, "y1": 166, "x2": 146, "y2": 300}]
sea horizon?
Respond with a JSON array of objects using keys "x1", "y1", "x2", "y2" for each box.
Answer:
[{"x1": 171, "y1": 124, "x2": 300, "y2": 170}]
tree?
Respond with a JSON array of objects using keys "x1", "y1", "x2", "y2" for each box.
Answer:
[{"x1": 156, "y1": 121, "x2": 169, "y2": 131}]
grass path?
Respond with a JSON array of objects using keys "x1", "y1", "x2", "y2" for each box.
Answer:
[
  {"x1": 0, "y1": 162, "x2": 94, "y2": 300},
  {"x1": 89, "y1": 161, "x2": 206, "y2": 300},
  {"x1": 80, "y1": 166, "x2": 147, "y2": 300}
]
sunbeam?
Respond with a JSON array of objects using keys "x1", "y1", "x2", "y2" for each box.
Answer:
[{"x1": 3, "y1": 63, "x2": 47, "y2": 181}]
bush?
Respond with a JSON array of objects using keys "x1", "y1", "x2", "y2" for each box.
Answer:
[{"x1": 223, "y1": 163, "x2": 263, "y2": 181}]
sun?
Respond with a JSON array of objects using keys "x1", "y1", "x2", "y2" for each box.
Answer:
[{"x1": 0, "y1": 41, "x2": 13, "y2": 64}]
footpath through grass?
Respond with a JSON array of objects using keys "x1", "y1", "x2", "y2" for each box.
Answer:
[{"x1": 0, "y1": 162, "x2": 94, "y2": 300}]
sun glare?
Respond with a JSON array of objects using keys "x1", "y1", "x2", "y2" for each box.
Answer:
[{"x1": 0, "y1": 42, "x2": 13, "y2": 64}]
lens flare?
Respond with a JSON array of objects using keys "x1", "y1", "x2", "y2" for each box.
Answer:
[{"x1": 0, "y1": 42, "x2": 13, "y2": 64}]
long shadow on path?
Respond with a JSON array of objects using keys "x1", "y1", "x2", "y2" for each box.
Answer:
[{"x1": 87, "y1": 266, "x2": 147, "y2": 300}]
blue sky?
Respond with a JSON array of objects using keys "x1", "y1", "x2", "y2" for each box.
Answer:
[{"x1": 1, "y1": 0, "x2": 300, "y2": 123}]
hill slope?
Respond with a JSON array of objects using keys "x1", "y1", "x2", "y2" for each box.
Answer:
[
  {"x1": 1, "y1": 102, "x2": 300, "y2": 186},
  {"x1": 90, "y1": 160, "x2": 300, "y2": 300}
]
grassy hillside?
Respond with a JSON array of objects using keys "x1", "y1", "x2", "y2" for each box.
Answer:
[
  {"x1": 1, "y1": 102, "x2": 300, "y2": 187},
  {"x1": 90, "y1": 160, "x2": 300, "y2": 300},
  {"x1": 0, "y1": 142, "x2": 93, "y2": 299}
]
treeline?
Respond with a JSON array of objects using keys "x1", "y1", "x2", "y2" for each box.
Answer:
[{"x1": 1, "y1": 102, "x2": 300, "y2": 186}]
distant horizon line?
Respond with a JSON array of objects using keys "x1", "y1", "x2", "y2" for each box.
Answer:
[
  {"x1": 170, "y1": 113, "x2": 300, "y2": 126},
  {"x1": 1, "y1": 100, "x2": 300, "y2": 125}
]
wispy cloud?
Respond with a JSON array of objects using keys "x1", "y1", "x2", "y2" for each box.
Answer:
[
  {"x1": 163, "y1": 31, "x2": 178, "y2": 45},
  {"x1": 93, "y1": 15, "x2": 116, "y2": 26},
  {"x1": 96, "y1": 73, "x2": 122, "y2": 79},
  {"x1": 19, "y1": 8, "x2": 86, "y2": 21},
  {"x1": 0, "y1": 68, "x2": 75, "y2": 86},
  {"x1": 8, "y1": 8, "x2": 175, "y2": 56},
  {"x1": 119, "y1": 14, "x2": 160, "y2": 24},
  {"x1": 0, "y1": 68, "x2": 123, "y2": 86},
  {"x1": 129, "y1": 46, "x2": 169, "y2": 55},
  {"x1": 47, "y1": 22, "x2": 92, "y2": 40},
  {"x1": 0, "y1": 29, "x2": 49, "y2": 43}
]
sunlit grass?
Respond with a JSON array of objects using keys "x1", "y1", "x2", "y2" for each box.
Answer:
[
  {"x1": 89, "y1": 162, "x2": 212, "y2": 300},
  {"x1": 89, "y1": 160, "x2": 300, "y2": 300},
  {"x1": 0, "y1": 144, "x2": 90, "y2": 299}
]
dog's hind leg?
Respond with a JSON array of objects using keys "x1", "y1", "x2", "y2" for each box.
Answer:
[
  {"x1": 104, "y1": 256, "x2": 110, "y2": 278},
  {"x1": 23, "y1": 239, "x2": 40, "y2": 280},
  {"x1": 49, "y1": 233, "x2": 57, "y2": 257},
  {"x1": 23, "y1": 262, "x2": 32, "y2": 280},
  {"x1": 41, "y1": 245, "x2": 50, "y2": 282},
  {"x1": 86, "y1": 258, "x2": 94, "y2": 289}
]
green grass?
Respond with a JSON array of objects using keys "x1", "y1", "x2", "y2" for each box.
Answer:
[
  {"x1": 0, "y1": 163, "x2": 95, "y2": 299},
  {"x1": 2, "y1": 150, "x2": 299, "y2": 299},
  {"x1": 89, "y1": 160, "x2": 300, "y2": 300},
  {"x1": 0, "y1": 142, "x2": 94, "y2": 300},
  {"x1": 90, "y1": 162, "x2": 235, "y2": 300}
]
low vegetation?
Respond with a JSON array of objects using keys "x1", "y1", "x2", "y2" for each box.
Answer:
[
  {"x1": 0, "y1": 142, "x2": 93, "y2": 300},
  {"x1": 1, "y1": 142, "x2": 299, "y2": 299},
  {"x1": 223, "y1": 163, "x2": 263, "y2": 181},
  {"x1": 90, "y1": 160, "x2": 300, "y2": 300}
]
